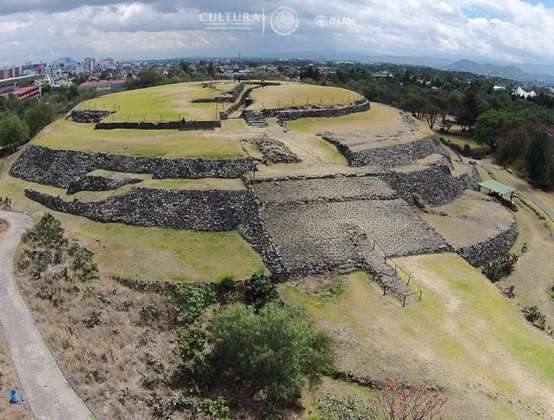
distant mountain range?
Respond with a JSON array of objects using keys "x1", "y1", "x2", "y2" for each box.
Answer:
[
  {"x1": 253, "y1": 49, "x2": 554, "y2": 85},
  {"x1": 447, "y1": 59, "x2": 554, "y2": 84}
]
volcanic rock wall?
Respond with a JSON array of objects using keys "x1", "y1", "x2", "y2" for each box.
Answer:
[
  {"x1": 10, "y1": 146, "x2": 256, "y2": 188},
  {"x1": 456, "y1": 221, "x2": 518, "y2": 267},
  {"x1": 262, "y1": 98, "x2": 370, "y2": 122},
  {"x1": 320, "y1": 134, "x2": 444, "y2": 168}
]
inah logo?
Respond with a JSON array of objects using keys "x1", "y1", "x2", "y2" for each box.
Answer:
[{"x1": 270, "y1": 7, "x2": 299, "y2": 36}]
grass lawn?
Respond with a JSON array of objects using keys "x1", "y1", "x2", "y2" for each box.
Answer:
[
  {"x1": 280, "y1": 253, "x2": 554, "y2": 419},
  {"x1": 77, "y1": 82, "x2": 222, "y2": 121},
  {"x1": 33, "y1": 118, "x2": 246, "y2": 159},
  {"x1": 249, "y1": 82, "x2": 361, "y2": 110}
]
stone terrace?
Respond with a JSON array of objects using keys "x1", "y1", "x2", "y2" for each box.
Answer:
[
  {"x1": 259, "y1": 189, "x2": 449, "y2": 276},
  {"x1": 252, "y1": 176, "x2": 397, "y2": 205}
]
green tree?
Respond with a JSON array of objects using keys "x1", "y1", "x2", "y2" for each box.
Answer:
[
  {"x1": 206, "y1": 302, "x2": 334, "y2": 406},
  {"x1": 0, "y1": 113, "x2": 29, "y2": 147},
  {"x1": 24, "y1": 101, "x2": 57, "y2": 137},
  {"x1": 527, "y1": 132, "x2": 550, "y2": 187}
]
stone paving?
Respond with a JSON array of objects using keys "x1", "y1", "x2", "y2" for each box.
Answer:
[
  {"x1": 260, "y1": 198, "x2": 448, "y2": 275},
  {"x1": 253, "y1": 175, "x2": 397, "y2": 205}
]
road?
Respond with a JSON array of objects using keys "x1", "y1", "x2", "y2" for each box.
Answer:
[
  {"x1": 479, "y1": 159, "x2": 554, "y2": 222},
  {"x1": 0, "y1": 210, "x2": 94, "y2": 420}
]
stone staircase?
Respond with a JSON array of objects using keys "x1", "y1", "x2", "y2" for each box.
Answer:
[
  {"x1": 243, "y1": 110, "x2": 268, "y2": 127},
  {"x1": 363, "y1": 251, "x2": 417, "y2": 305},
  {"x1": 347, "y1": 228, "x2": 419, "y2": 306}
]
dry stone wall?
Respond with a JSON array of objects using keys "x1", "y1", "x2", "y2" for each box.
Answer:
[
  {"x1": 10, "y1": 146, "x2": 256, "y2": 188},
  {"x1": 24, "y1": 187, "x2": 287, "y2": 276},
  {"x1": 94, "y1": 120, "x2": 221, "y2": 130},
  {"x1": 456, "y1": 221, "x2": 517, "y2": 267},
  {"x1": 377, "y1": 167, "x2": 465, "y2": 206},
  {"x1": 320, "y1": 134, "x2": 443, "y2": 168},
  {"x1": 262, "y1": 98, "x2": 370, "y2": 122},
  {"x1": 192, "y1": 82, "x2": 246, "y2": 103}
]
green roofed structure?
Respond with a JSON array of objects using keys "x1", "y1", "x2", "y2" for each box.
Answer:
[{"x1": 478, "y1": 180, "x2": 515, "y2": 201}]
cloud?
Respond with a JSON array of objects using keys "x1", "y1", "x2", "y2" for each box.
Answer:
[{"x1": 1, "y1": 0, "x2": 554, "y2": 65}]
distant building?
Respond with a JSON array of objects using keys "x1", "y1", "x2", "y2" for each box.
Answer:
[
  {"x1": 0, "y1": 66, "x2": 22, "y2": 81},
  {"x1": 513, "y1": 86, "x2": 537, "y2": 99},
  {"x1": 80, "y1": 79, "x2": 126, "y2": 92},
  {"x1": 0, "y1": 84, "x2": 41, "y2": 101},
  {"x1": 84, "y1": 57, "x2": 97, "y2": 73},
  {"x1": 493, "y1": 85, "x2": 506, "y2": 91}
]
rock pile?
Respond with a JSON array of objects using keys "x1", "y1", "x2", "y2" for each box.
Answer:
[
  {"x1": 242, "y1": 134, "x2": 300, "y2": 164},
  {"x1": 70, "y1": 110, "x2": 114, "y2": 123}
]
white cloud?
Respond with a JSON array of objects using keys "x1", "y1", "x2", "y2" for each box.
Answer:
[{"x1": 1, "y1": 0, "x2": 554, "y2": 65}]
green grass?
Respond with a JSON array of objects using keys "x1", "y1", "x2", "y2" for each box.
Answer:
[
  {"x1": 73, "y1": 220, "x2": 266, "y2": 282},
  {"x1": 249, "y1": 82, "x2": 361, "y2": 110},
  {"x1": 280, "y1": 253, "x2": 554, "y2": 418},
  {"x1": 33, "y1": 119, "x2": 246, "y2": 159},
  {"x1": 77, "y1": 82, "x2": 222, "y2": 121}
]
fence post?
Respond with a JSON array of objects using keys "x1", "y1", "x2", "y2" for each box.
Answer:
[
  {"x1": 402, "y1": 295, "x2": 406, "y2": 308},
  {"x1": 419, "y1": 290, "x2": 422, "y2": 301}
]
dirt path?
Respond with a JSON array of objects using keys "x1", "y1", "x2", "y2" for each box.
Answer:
[{"x1": 0, "y1": 210, "x2": 93, "y2": 420}]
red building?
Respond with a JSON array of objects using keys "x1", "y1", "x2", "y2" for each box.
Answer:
[{"x1": 0, "y1": 85, "x2": 41, "y2": 101}]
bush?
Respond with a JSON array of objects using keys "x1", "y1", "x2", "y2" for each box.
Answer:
[
  {"x1": 244, "y1": 270, "x2": 276, "y2": 307},
  {"x1": 206, "y1": 302, "x2": 334, "y2": 406},
  {"x1": 481, "y1": 253, "x2": 518, "y2": 282},
  {"x1": 314, "y1": 393, "x2": 377, "y2": 419},
  {"x1": 171, "y1": 285, "x2": 215, "y2": 320},
  {"x1": 0, "y1": 113, "x2": 29, "y2": 147},
  {"x1": 23, "y1": 213, "x2": 66, "y2": 249},
  {"x1": 521, "y1": 305, "x2": 546, "y2": 330},
  {"x1": 68, "y1": 242, "x2": 98, "y2": 282},
  {"x1": 217, "y1": 275, "x2": 236, "y2": 296}
]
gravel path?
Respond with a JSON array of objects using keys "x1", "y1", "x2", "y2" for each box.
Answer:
[{"x1": 0, "y1": 210, "x2": 93, "y2": 420}]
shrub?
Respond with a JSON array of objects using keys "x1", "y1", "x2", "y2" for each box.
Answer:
[
  {"x1": 481, "y1": 253, "x2": 518, "y2": 282},
  {"x1": 376, "y1": 378, "x2": 447, "y2": 420},
  {"x1": 521, "y1": 305, "x2": 546, "y2": 330},
  {"x1": 217, "y1": 275, "x2": 236, "y2": 296},
  {"x1": 244, "y1": 270, "x2": 276, "y2": 307},
  {"x1": 23, "y1": 213, "x2": 66, "y2": 249},
  {"x1": 206, "y1": 302, "x2": 334, "y2": 406},
  {"x1": 171, "y1": 285, "x2": 215, "y2": 320},
  {"x1": 68, "y1": 242, "x2": 98, "y2": 282},
  {"x1": 314, "y1": 393, "x2": 377, "y2": 419}
]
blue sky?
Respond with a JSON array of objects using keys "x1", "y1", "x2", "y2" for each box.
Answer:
[{"x1": 1, "y1": 1, "x2": 554, "y2": 66}]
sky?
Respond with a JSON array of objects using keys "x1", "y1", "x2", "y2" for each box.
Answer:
[{"x1": 2, "y1": 0, "x2": 554, "y2": 66}]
